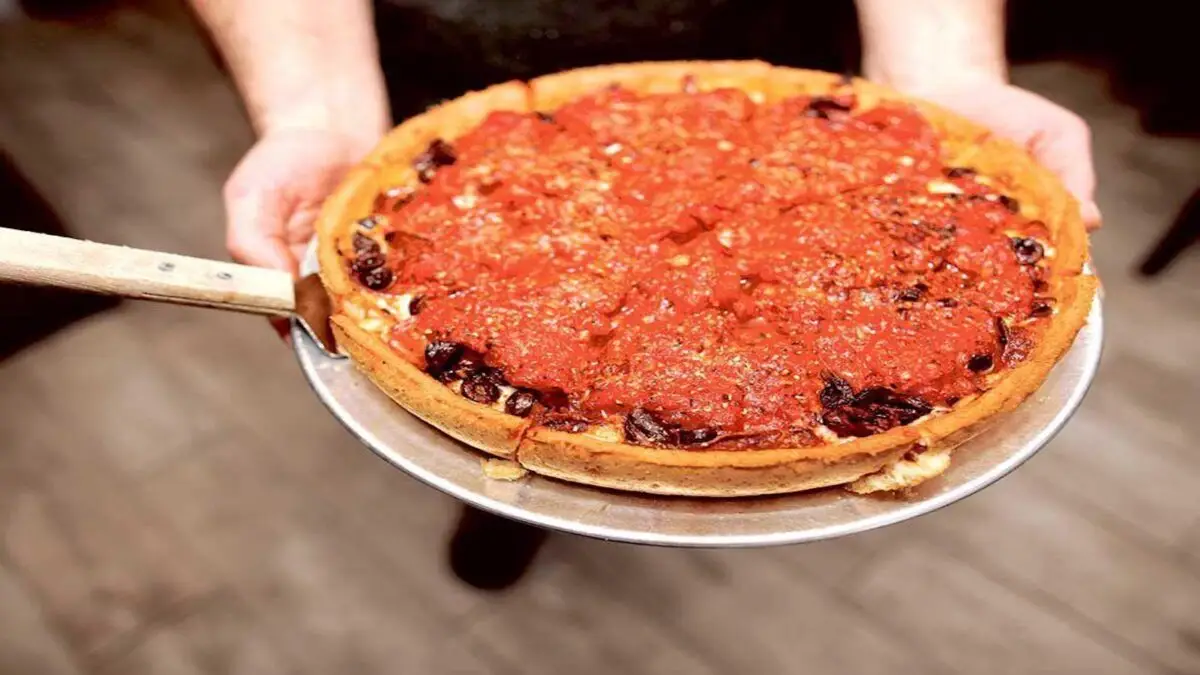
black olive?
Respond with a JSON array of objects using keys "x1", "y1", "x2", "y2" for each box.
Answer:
[
  {"x1": 351, "y1": 251, "x2": 386, "y2": 275},
  {"x1": 413, "y1": 138, "x2": 458, "y2": 183},
  {"x1": 820, "y1": 407, "x2": 871, "y2": 437},
  {"x1": 998, "y1": 195, "x2": 1021, "y2": 213},
  {"x1": 819, "y1": 372, "x2": 855, "y2": 409},
  {"x1": 504, "y1": 389, "x2": 538, "y2": 417},
  {"x1": 1032, "y1": 279, "x2": 1050, "y2": 294},
  {"x1": 359, "y1": 266, "x2": 393, "y2": 291},
  {"x1": 968, "y1": 354, "x2": 994, "y2": 372},
  {"x1": 423, "y1": 341, "x2": 464, "y2": 378},
  {"x1": 674, "y1": 427, "x2": 718, "y2": 446},
  {"x1": 803, "y1": 96, "x2": 853, "y2": 119},
  {"x1": 535, "y1": 111, "x2": 556, "y2": 124},
  {"x1": 944, "y1": 166, "x2": 976, "y2": 179},
  {"x1": 447, "y1": 353, "x2": 484, "y2": 381},
  {"x1": 1030, "y1": 300, "x2": 1053, "y2": 318},
  {"x1": 376, "y1": 186, "x2": 415, "y2": 212},
  {"x1": 408, "y1": 295, "x2": 424, "y2": 316},
  {"x1": 821, "y1": 387, "x2": 932, "y2": 438},
  {"x1": 895, "y1": 283, "x2": 928, "y2": 302},
  {"x1": 853, "y1": 387, "x2": 931, "y2": 423},
  {"x1": 353, "y1": 232, "x2": 379, "y2": 256},
  {"x1": 995, "y1": 317, "x2": 1010, "y2": 347},
  {"x1": 543, "y1": 416, "x2": 588, "y2": 433},
  {"x1": 461, "y1": 372, "x2": 501, "y2": 404},
  {"x1": 624, "y1": 408, "x2": 672, "y2": 445},
  {"x1": 1010, "y1": 237, "x2": 1044, "y2": 265}
]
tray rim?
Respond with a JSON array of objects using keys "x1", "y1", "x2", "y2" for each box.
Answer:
[{"x1": 293, "y1": 244, "x2": 1103, "y2": 548}]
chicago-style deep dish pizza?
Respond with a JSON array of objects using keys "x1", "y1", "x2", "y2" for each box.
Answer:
[{"x1": 315, "y1": 61, "x2": 1096, "y2": 497}]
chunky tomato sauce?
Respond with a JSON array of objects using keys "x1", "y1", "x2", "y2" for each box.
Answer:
[{"x1": 350, "y1": 84, "x2": 1054, "y2": 448}]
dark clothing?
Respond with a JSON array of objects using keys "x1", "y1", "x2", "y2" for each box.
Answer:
[{"x1": 371, "y1": 0, "x2": 860, "y2": 121}]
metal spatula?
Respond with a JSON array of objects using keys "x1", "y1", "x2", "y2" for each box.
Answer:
[{"x1": 0, "y1": 227, "x2": 343, "y2": 357}]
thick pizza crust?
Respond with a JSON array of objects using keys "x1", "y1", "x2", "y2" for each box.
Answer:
[{"x1": 315, "y1": 61, "x2": 1096, "y2": 497}]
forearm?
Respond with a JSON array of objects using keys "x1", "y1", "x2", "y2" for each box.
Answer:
[
  {"x1": 855, "y1": 0, "x2": 1007, "y2": 92},
  {"x1": 190, "y1": 0, "x2": 389, "y2": 148}
]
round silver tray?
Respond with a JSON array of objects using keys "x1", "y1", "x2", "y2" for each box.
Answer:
[{"x1": 293, "y1": 250, "x2": 1103, "y2": 548}]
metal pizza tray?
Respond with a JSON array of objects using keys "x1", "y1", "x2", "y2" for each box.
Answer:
[{"x1": 293, "y1": 244, "x2": 1103, "y2": 548}]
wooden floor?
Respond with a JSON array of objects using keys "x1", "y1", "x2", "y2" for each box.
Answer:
[{"x1": 2, "y1": 4, "x2": 1199, "y2": 675}]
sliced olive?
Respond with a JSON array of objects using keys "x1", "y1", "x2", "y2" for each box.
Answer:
[
  {"x1": 408, "y1": 295, "x2": 425, "y2": 316},
  {"x1": 624, "y1": 408, "x2": 672, "y2": 445},
  {"x1": 1010, "y1": 237, "x2": 1044, "y2": 265},
  {"x1": 995, "y1": 316, "x2": 1010, "y2": 347},
  {"x1": 1030, "y1": 300, "x2": 1053, "y2": 318},
  {"x1": 821, "y1": 387, "x2": 931, "y2": 438},
  {"x1": 359, "y1": 266, "x2": 393, "y2": 291},
  {"x1": 943, "y1": 166, "x2": 976, "y2": 178},
  {"x1": 819, "y1": 372, "x2": 855, "y2": 409},
  {"x1": 803, "y1": 96, "x2": 853, "y2": 119},
  {"x1": 674, "y1": 427, "x2": 718, "y2": 446},
  {"x1": 382, "y1": 186, "x2": 416, "y2": 212},
  {"x1": 447, "y1": 353, "x2": 484, "y2": 381},
  {"x1": 967, "y1": 354, "x2": 994, "y2": 372},
  {"x1": 351, "y1": 252, "x2": 386, "y2": 275},
  {"x1": 854, "y1": 387, "x2": 932, "y2": 424},
  {"x1": 1001, "y1": 328, "x2": 1034, "y2": 365},
  {"x1": 461, "y1": 372, "x2": 501, "y2": 404},
  {"x1": 895, "y1": 283, "x2": 928, "y2": 302},
  {"x1": 998, "y1": 195, "x2": 1021, "y2": 213},
  {"x1": 504, "y1": 389, "x2": 538, "y2": 417},
  {"x1": 423, "y1": 341, "x2": 464, "y2": 378},
  {"x1": 413, "y1": 139, "x2": 458, "y2": 183},
  {"x1": 352, "y1": 232, "x2": 379, "y2": 256},
  {"x1": 542, "y1": 416, "x2": 588, "y2": 433}
]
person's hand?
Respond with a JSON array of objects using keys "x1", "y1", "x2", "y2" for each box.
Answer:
[
  {"x1": 906, "y1": 81, "x2": 1102, "y2": 231},
  {"x1": 224, "y1": 128, "x2": 378, "y2": 274},
  {"x1": 222, "y1": 128, "x2": 379, "y2": 338}
]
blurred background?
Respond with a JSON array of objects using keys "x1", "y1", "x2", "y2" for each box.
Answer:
[{"x1": 1, "y1": 0, "x2": 1197, "y2": 673}]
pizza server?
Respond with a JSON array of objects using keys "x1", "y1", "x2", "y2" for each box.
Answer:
[{"x1": 0, "y1": 226, "x2": 343, "y2": 357}]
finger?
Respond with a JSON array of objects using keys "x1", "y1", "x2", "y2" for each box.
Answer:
[
  {"x1": 1029, "y1": 114, "x2": 1102, "y2": 230},
  {"x1": 225, "y1": 190, "x2": 301, "y2": 276}
]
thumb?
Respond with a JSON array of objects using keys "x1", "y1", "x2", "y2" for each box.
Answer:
[
  {"x1": 225, "y1": 189, "x2": 300, "y2": 276},
  {"x1": 1030, "y1": 119, "x2": 1102, "y2": 231}
]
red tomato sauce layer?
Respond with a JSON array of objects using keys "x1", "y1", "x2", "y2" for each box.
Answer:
[{"x1": 357, "y1": 85, "x2": 1054, "y2": 448}]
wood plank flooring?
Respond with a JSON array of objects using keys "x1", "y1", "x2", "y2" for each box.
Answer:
[{"x1": 1, "y1": 3, "x2": 1198, "y2": 674}]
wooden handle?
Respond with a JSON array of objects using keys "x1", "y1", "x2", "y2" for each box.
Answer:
[{"x1": 0, "y1": 228, "x2": 295, "y2": 316}]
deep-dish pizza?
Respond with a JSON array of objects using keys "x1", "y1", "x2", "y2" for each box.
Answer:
[{"x1": 315, "y1": 61, "x2": 1096, "y2": 497}]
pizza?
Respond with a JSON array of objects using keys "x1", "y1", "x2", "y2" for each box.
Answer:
[{"x1": 315, "y1": 61, "x2": 1096, "y2": 497}]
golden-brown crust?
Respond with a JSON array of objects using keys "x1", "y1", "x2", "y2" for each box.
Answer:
[
  {"x1": 330, "y1": 317, "x2": 530, "y2": 459},
  {"x1": 315, "y1": 61, "x2": 1097, "y2": 497}
]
